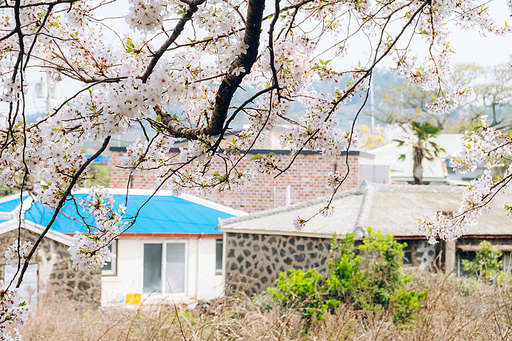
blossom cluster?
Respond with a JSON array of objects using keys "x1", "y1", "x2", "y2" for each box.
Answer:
[
  {"x1": 0, "y1": 288, "x2": 30, "y2": 341},
  {"x1": 68, "y1": 187, "x2": 126, "y2": 270},
  {"x1": 426, "y1": 86, "x2": 474, "y2": 116},
  {"x1": 417, "y1": 116, "x2": 512, "y2": 243},
  {"x1": 293, "y1": 216, "x2": 306, "y2": 231},
  {"x1": 4, "y1": 241, "x2": 32, "y2": 269},
  {"x1": 127, "y1": 0, "x2": 171, "y2": 32},
  {"x1": 122, "y1": 136, "x2": 176, "y2": 171}
]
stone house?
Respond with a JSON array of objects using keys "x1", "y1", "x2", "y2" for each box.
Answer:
[
  {"x1": 218, "y1": 184, "x2": 512, "y2": 295},
  {"x1": 0, "y1": 195, "x2": 102, "y2": 306}
]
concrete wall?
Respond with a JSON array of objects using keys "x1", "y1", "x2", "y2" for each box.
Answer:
[
  {"x1": 102, "y1": 237, "x2": 223, "y2": 305},
  {"x1": 0, "y1": 229, "x2": 101, "y2": 305},
  {"x1": 109, "y1": 149, "x2": 374, "y2": 213}
]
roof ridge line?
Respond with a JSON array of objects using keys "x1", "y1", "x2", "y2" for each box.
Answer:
[
  {"x1": 372, "y1": 183, "x2": 464, "y2": 193},
  {"x1": 355, "y1": 184, "x2": 375, "y2": 229},
  {"x1": 218, "y1": 187, "x2": 360, "y2": 227}
]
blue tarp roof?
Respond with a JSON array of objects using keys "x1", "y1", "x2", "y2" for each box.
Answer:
[
  {"x1": 84, "y1": 154, "x2": 111, "y2": 163},
  {"x1": 11, "y1": 194, "x2": 233, "y2": 235},
  {"x1": 0, "y1": 195, "x2": 27, "y2": 213}
]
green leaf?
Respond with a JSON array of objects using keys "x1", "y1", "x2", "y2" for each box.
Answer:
[
  {"x1": 398, "y1": 154, "x2": 406, "y2": 161},
  {"x1": 393, "y1": 139, "x2": 405, "y2": 147},
  {"x1": 250, "y1": 154, "x2": 263, "y2": 160},
  {"x1": 156, "y1": 115, "x2": 162, "y2": 122},
  {"x1": 14, "y1": 120, "x2": 25, "y2": 129},
  {"x1": 126, "y1": 38, "x2": 135, "y2": 53}
]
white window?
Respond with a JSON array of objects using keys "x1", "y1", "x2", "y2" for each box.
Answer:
[
  {"x1": 215, "y1": 239, "x2": 223, "y2": 274},
  {"x1": 102, "y1": 240, "x2": 117, "y2": 276},
  {"x1": 143, "y1": 241, "x2": 187, "y2": 294}
]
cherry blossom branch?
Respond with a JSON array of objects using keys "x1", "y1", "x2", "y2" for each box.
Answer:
[
  {"x1": 15, "y1": 136, "x2": 111, "y2": 288},
  {"x1": 140, "y1": 0, "x2": 206, "y2": 83},
  {"x1": 157, "y1": 0, "x2": 265, "y2": 140}
]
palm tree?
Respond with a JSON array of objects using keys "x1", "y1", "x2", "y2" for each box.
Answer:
[{"x1": 396, "y1": 121, "x2": 446, "y2": 185}]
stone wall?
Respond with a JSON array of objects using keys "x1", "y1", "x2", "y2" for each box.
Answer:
[
  {"x1": 401, "y1": 239, "x2": 441, "y2": 271},
  {"x1": 109, "y1": 149, "x2": 374, "y2": 213},
  {"x1": 225, "y1": 232, "x2": 332, "y2": 295},
  {"x1": 0, "y1": 229, "x2": 101, "y2": 305},
  {"x1": 226, "y1": 233, "x2": 441, "y2": 296}
]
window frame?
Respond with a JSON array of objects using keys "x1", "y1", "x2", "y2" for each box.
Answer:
[
  {"x1": 142, "y1": 240, "x2": 188, "y2": 295},
  {"x1": 215, "y1": 239, "x2": 223, "y2": 275},
  {"x1": 102, "y1": 239, "x2": 117, "y2": 276}
]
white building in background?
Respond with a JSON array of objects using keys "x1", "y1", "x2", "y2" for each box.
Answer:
[{"x1": 370, "y1": 134, "x2": 484, "y2": 185}]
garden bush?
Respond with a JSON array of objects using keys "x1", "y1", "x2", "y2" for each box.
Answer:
[
  {"x1": 269, "y1": 227, "x2": 427, "y2": 325},
  {"x1": 461, "y1": 240, "x2": 512, "y2": 285}
]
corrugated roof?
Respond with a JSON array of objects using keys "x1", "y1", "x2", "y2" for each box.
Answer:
[
  {"x1": 5, "y1": 190, "x2": 240, "y2": 236},
  {"x1": 219, "y1": 184, "x2": 512, "y2": 238}
]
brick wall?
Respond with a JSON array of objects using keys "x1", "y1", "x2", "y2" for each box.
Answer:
[{"x1": 109, "y1": 148, "x2": 374, "y2": 213}]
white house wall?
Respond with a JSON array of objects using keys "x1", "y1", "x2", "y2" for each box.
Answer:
[{"x1": 101, "y1": 237, "x2": 223, "y2": 306}]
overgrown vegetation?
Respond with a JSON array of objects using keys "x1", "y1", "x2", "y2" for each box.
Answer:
[
  {"x1": 461, "y1": 240, "x2": 512, "y2": 285},
  {"x1": 17, "y1": 236, "x2": 512, "y2": 340},
  {"x1": 269, "y1": 228, "x2": 427, "y2": 325},
  {"x1": 17, "y1": 275, "x2": 512, "y2": 340}
]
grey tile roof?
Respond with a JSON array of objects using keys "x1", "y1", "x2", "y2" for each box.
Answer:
[{"x1": 218, "y1": 184, "x2": 512, "y2": 238}]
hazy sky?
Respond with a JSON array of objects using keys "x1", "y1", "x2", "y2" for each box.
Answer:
[{"x1": 5, "y1": 0, "x2": 512, "y2": 120}]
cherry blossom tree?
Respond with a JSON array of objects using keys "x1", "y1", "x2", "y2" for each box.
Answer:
[{"x1": 0, "y1": 0, "x2": 509, "y2": 337}]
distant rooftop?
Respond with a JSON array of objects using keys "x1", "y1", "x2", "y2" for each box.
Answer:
[{"x1": 370, "y1": 134, "x2": 466, "y2": 183}]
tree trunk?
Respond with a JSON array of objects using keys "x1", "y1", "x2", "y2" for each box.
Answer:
[{"x1": 413, "y1": 145, "x2": 424, "y2": 185}]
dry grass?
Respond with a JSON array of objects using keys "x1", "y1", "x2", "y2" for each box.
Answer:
[{"x1": 17, "y1": 274, "x2": 512, "y2": 340}]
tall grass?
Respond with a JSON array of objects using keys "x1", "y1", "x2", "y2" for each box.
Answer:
[{"x1": 18, "y1": 273, "x2": 512, "y2": 340}]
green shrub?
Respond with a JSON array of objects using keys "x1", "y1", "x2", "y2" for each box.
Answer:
[
  {"x1": 461, "y1": 240, "x2": 512, "y2": 285},
  {"x1": 269, "y1": 227, "x2": 427, "y2": 325}
]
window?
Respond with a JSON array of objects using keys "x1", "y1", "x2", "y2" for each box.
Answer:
[
  {"x1": 457, "y1": 250, "x2": 476, "y2": 277},
  {"x1": 401, "y1": 242, "x2": 413, "y2": 267},
  {"x1": 503, "y1": 252, "x2": 512, "y2": 273},
  {"x1": 143, "y1": 242, "x2": 187, "y2": 294},
  {"x1": 215, "y1": 239, "x2": 223, "y2": 274},
  {"x1": 4, "y1": 263, "x2": 38, "y2": 308},
  {"x1": 102, "y1": 240, "x2": 117, "y2": 275}
]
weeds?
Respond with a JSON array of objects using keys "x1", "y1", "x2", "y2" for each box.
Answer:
[{"x1": 15, "y1": 274, "x2": 512, "y2": 340}]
